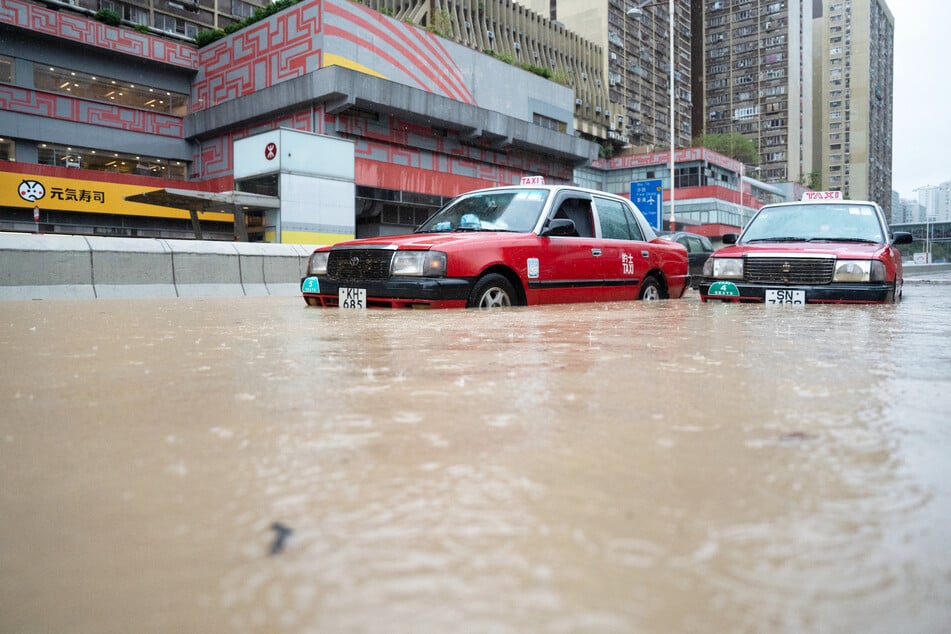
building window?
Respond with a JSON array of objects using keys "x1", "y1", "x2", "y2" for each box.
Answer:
[
  {"x1": 533, "y1": 113, "x2": 567, "y2": 133},
  {"x1": 100, "y1": 0, "x2": 149, "y2": 25},
  {"x1": 154, "y1": 13, "x2": 199, "y2": 38},
  {"x1": 0, "y1": 138, "x2": 14, "y2": 161},
  {"x1": 34, "y1": 65, "x2": 188, "y2": 116},
  {"x1": 0, "y1": 55, "x2": 13, "y2": 83},
  {"x1": 37, "y1": 142, "x2": 188, "y2": 180},
  {"x1": 231, "y1": 0, "x2": 256, "y2": 18}
]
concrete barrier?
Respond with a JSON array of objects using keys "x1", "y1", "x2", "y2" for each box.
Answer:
[{"x1": 0, "y1": 233, "x2": 320, "y2": 300}]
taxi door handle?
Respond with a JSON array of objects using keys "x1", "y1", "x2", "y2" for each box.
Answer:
[{"x1": 591, "y1": 248, "x2": 602, "y2": 257}]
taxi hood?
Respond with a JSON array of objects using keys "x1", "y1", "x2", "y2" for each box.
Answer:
[
  {"x1": 716, "y1": 241, "x2": 890, "y2": 259},
  {"x1": 326, "y1": 232, "x2": 522, "y2": 251}
]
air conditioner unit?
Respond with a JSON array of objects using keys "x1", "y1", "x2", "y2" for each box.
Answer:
[
  {"x1": 514, "y1": 42, "x2": 520, "y2": 50},
  {"x1": 595, "y1": 106, "x2": 602, "y2": 113},
  {"x1": 575, "y1": 98, "x2": 584, "y2": 106},
  {"x1": 487, "y1": 30, "x2": 494, "y2": 39}
]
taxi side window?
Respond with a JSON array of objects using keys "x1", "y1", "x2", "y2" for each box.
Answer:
[
  {"x1": 595, "y1": 197, "x2": 644, "y2": 241},
  {"x1": 554, "y1": 199, "x2": 594, "y2": 237}
]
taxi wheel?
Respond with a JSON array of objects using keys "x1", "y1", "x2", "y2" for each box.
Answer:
[
  {"x1": 639, "y1": 275, "x2": 663, "y2": 301},
  {"x1": 468, "y1": 273, "x2": 516, "y2": 308}
]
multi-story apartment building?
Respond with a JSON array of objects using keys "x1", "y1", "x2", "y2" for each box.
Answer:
[
  {"x1": 524, "y1": 0, "x2": 693, "y2": 153},
  {"x1": 812, "y1": 0, "x2": 894, "y2": 212},
  {"x1": 914, "y1": 183, "x2": 951, "y2": 222},
  {"x1": 691, "y1": 0, "x2": 814, "y2": 186}
]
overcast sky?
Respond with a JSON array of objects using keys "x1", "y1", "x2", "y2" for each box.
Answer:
[{"x1": 889, "y1": 0, "x2": 951, "y2": 199}]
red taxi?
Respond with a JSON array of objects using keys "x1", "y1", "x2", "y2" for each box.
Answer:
[
  {"x1": 301, "y1": 185, "x2": 689, "y2": 308},
  {"x1": 698, "y1": 193, "x2": 913, "y2": 304}
]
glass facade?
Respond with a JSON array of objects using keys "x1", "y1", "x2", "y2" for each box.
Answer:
[
  {"x1": 33, "y1": 65, "x2": 188, "y2": 116},
  {"x1": 37, "y1": 143, "x2": 188, "y2": 180}
]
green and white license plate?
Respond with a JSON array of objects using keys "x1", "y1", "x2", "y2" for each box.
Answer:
[
  {"x1": 765, "y1": 289, "x2": 805, "y2": 304},
  {"x1": 338, "y1": 287, "x2": 367, "y2": 309}
]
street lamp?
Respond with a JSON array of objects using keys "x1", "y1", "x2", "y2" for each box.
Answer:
[
  {"x1": 628, "y1": 0, "x2": 675, "y2": 230},
  {"x1": 926, "y1": 215, "x2": 936, "y2": 263}
]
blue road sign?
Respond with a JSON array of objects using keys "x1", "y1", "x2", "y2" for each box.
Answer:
[{"x1": 631, "y1": 179, "x2": 663, "y2": 231}]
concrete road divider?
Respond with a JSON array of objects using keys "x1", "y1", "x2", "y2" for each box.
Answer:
[{"x1": 0, "y1": 233, "x2": 320, "y2": 301}]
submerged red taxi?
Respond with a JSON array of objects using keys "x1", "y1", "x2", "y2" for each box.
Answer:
[
  {"x1": 301, "y1": 185, "x2": 689, "y2": 308},
  {"x1": 698, "y1": 194, "x2": 913, "y2": 304}
]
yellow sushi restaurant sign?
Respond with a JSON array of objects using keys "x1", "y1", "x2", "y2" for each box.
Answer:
[{"x1": 0, "y1": 171, "x2": 231, "y2": 222}]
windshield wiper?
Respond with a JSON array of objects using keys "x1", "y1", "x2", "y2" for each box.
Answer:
[
  {"x1": 806, "y1": 237, "x2": 879, "y2": 243},
  {"x1": 744, "y1": 237, "x2": 809, "y2": 242}
]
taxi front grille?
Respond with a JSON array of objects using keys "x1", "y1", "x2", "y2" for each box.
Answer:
[
  {"x1": 744, "y1": 257, "x2": 836, "y2": 284},
  {"x1": 326, "y1": 249, "x2": 393, "y2": 281}
]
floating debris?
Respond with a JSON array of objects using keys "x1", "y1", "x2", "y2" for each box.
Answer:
[{"x1": 269, "y1": 522, "x2": 292, "y2": 555}]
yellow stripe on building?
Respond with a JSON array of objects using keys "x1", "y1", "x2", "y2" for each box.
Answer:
[
  {"x1": 280, "y1": 229, "x2": 353, "y2": 245},
  {"x1": 322, "y1": 53, "x2": 388, "y2": 79}
]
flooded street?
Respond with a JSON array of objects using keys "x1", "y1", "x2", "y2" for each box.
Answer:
[{"x1": 2, "y1": 284, "x2": 950, "y2": 633}]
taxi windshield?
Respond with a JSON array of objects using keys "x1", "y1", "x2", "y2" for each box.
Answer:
[
  {"x1": 416, "y1": 189, "x2": 549, "y2": 233},
  {"x1": 740, "y1": 203, "x2": 885, "y2": 244}
]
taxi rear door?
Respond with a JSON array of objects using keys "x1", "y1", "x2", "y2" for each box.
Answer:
[{"x1": 590, "y1": 196, "x2": 648, "y2": 300}]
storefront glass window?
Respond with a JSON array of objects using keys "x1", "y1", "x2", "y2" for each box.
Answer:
[
  {"x1": 34, "y1": 65, "x2": 188, "y2": 116},
  {"x1": 37, "y1": 143, "x2": 188, "y2": 180}
]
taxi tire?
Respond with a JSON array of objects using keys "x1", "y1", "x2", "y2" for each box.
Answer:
[
  {"x1": 468, "y1": 273, "x2": 516, "y2": 308},
  {"x1": 639, "y1": 275, "x2": 663, "y2": 301}
]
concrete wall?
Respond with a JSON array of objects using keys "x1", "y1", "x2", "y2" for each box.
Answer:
[{"x1": 0, "y1": 233, "x2": 320, "y2": 301}]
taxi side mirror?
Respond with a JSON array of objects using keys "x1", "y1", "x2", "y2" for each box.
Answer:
[
  {"x1": 722, "y1": 233, "x2": 738, "y2": 244},
  {"x1": 542, "y1": 218, "x2": 578, "y2": 237},
  {"x1": 892, "y1": 231, "x2": 913, "y2": 245}
]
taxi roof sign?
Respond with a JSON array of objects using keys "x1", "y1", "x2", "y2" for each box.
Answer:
[
  {"x1": 802, "y1": 190, "x2": 842, "y2": 201},
  {"x1": 520, "y1": 175, "x2": 545, "y2": 185}
]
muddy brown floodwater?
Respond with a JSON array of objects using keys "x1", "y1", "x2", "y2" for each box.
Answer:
[{"x1": 2, "y1": 283, "x2": 951, "y2": 633}]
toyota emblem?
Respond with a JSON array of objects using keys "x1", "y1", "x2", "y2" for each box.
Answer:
[{"x1": 349, "y1": 256, "x2": 360, "y2": 266}]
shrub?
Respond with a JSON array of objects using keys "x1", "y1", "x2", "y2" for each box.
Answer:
[
  {"x1": 194, "y1": 29, "x2": 226, "y2": 47},
  {"x1": 94, "y1": 8, "x2": 121, "y2": 26}
]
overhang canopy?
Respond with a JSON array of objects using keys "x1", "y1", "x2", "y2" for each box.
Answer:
[
  {"x1": 125, "y1": 188, "x2": 281, "y2": 240},
  {"x1": 125, "y1": 188, "x2": 281, "y2": 213}
]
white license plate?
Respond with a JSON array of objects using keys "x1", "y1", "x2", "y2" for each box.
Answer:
[
  {"x1": 338, "y1": 287, "x2": 367, "y2": 309},
  {"x1": 765, "y1": 289, "x2": 805, "y2": 304}
]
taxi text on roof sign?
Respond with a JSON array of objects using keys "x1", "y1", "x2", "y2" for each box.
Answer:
[
  {"x1": 802, "y1": 190, "x2": 843, "y2": 201},
  {"x1": 520, "y1": 175, "x2": 545, "y2": 185}
]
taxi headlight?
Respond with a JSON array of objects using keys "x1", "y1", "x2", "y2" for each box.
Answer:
[
  {"x1": 833, "y1": 260, "x2": 872, "y2": 282},
  {"x1": 705, "y1": 257, "x2": 743, "y2": 279},
  {"x1": 869, "y1": 260, "x2": 886, "y2": 281},
  {"x1": 308, "y1": 252, "x2": 329, "y2": 275},
  {"x1": 391, "y1": 250, "x2": 447, "y2": 277}
]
